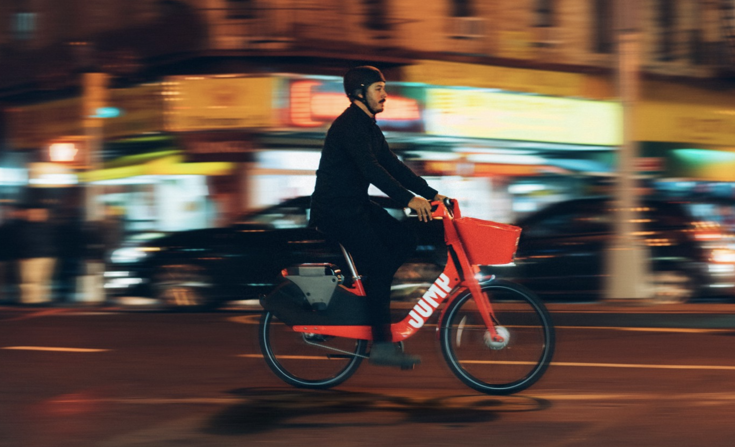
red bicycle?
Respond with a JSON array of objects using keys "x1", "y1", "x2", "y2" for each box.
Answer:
[{"x1": 259, "y1": 199, "x2": 555, "y2": 395}]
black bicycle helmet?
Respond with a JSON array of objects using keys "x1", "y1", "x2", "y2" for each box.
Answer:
[{"x1": 343, "y1": 66, "x2": 386, "y2": 114}]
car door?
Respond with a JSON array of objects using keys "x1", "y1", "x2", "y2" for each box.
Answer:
[
  {"x1": 514, "y1": 201, "x2": 609, "y2": 299},
  {"x1": 220, "y1": 202, "x2": 341, "y2": 299}
]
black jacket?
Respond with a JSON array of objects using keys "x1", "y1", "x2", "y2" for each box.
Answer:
[{"x1": 311, "y1": 104, "x2": 437, "y2": 222}]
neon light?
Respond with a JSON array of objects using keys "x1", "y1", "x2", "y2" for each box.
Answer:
[
  {"x1": 49, "y1": 142, "x2": 78, "y2": 162},
  {"x1": 290, "y1": 80, "x2": 322, "y2": 127},
  {"x1": 290, "y1": 80, "x2": 421, "y2": 127}
]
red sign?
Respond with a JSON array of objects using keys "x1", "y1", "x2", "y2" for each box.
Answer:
[{"x1": 288, "y1": 80, "x2": 422, "y2": 129}]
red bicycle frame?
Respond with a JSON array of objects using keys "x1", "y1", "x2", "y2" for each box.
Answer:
[{"x1": 291, "y1": 200, "x2": 503, "y2": 343}]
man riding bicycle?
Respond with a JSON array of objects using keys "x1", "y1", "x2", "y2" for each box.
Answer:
[{"x1": 310, "y1": 66, "x2": 446, "y2": 369}]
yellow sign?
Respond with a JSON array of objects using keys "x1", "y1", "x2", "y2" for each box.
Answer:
[
  {"x1": 78, "y1": 153, "x2": 234, "y2": 183},
  {"x1": 104, "y1": 83, "x2": 165, "y2": 138},
  {"x1": 425, "y1": 88, "x2": 622, "y2": 146},
  {"x1": 402, "y1": 60, "x2": 604, "y2": 98},
  {"x1": 164, "y1": 76, "x2": 275, "y2": 131},
  {"x1": 635, "y1": 101, "x2": 735, "y2": 146}
]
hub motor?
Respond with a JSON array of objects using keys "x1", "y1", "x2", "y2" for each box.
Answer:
[{"x1": 484, "y1": 326, "x2": 510, "y2": 350}]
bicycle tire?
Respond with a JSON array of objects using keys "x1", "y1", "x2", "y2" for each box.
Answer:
[
  {"x1": 440, "y1": 280, "x2": 555, "y2": 395},
  {"x1": 258, "y1": 311, "x2": 367, "y2": 389}
]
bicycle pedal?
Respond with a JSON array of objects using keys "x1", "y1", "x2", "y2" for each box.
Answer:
[{"x1": 303, "y1": 333, "x2": 332, "y2": 342}]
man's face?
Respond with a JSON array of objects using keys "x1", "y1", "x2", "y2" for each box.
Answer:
[{"x1": 364, "y1": 81, "x2": 387, "y2": 114}]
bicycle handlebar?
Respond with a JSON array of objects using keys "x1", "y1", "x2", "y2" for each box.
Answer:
[
  {"x1": 429, "y1": 197, "x2": 459, "y2": 220},
  {"x1": 405, "y1": 198, "x2": 458, "y2": 220}
]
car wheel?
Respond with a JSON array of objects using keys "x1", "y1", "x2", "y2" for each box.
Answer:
[
  {"x1": 648, "y1": 268, "x2": 696, "y2": 304},
  {"x1": 154, "y1": 264, "x2": 216, "y2": 310}
]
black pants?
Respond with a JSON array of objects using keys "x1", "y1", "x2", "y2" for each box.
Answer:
[{"x1": 316, "y1": 202, "x2": 416, "y2": 342}]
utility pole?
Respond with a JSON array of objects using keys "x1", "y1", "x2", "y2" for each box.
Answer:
[
  {"x1": 604, "y1": 0, "x2": 652, "y2": 301},
  {"x1": 80, "y1": 72, "x2": 108, "y2": 304}
]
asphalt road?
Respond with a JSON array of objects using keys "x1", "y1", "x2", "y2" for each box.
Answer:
[{"x1": 3, "y1": 303, "x2": 735, "y2": 446}]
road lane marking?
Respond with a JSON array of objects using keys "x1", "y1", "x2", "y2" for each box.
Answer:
[
  {"x1": 2, "y1": 346, "x2": 110, "y2": 353},
  {"x1": 550, "y1": 361, "x2": 735, "y2": 370},
  {"x1": 239, "y1": 353, "x2": 735, "y2": 371},
  {"x1": 460, "y1": 360, "x2": 735, "y2": 370},
  {"x1": 4, "y1": 309, "x2": 69, "y2": 321},
  {"x1": 230, "y1": 316, "x2": 735, "y2": 334},
  {"x1": 228, "y1": 315, "x2": 261, "y2": 325},
  {"x1": 557, "y1": 326, "x2": 735, "y2": 333},
  {"x1": 238, "y1": 353, "x2": 345, "y2": 361}
]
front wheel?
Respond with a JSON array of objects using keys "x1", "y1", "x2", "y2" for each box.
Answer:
[
  {"x1": 258, "y1": 311, "x2": 367, "y2": 389},
  {"x1": 440, "y1": 280, "x2": 555, "y2": 395}
]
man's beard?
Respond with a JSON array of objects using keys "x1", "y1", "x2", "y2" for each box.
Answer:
[{"x1": 371, "y1": 98, "x2": 386, "y2": 114}]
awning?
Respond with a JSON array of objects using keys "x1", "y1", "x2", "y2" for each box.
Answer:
[{"x1": 78, "y1": 151, "x2": 235, "y2": 183}]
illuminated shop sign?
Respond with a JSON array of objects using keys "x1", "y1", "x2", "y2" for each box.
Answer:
[
  {"x1": 180, "y1": 131, "x2": 255, "y2": 163},
  {"x1": 104, "y1": 83, "x2": 165, "y2": 138},
  {"x1": 28, "y1": 162, "x2": 78, "y2": 187},
  {"x1": 48, "y1": 142, "x2": 79, "y2": 163},
  {"x1": 425, "y1": 88, "x2": 622, "y2": 146},
  {"x1": 164, "y1": 77, "x2": 276, "y2": 132},
  {"x1": 287, "y1": 79, "x2": 424, "y2": 132}
]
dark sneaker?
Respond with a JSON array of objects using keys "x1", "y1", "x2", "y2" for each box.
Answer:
[{"x1": 369, "y1": 342, "x2": 421, "y2": 370}]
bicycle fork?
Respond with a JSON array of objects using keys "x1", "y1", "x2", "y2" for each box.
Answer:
[
  {"x1": 453, "y1": 247, "x2": 505, "y2": 345},
  {"x1": 432, "y1": 247, "x2": 505, "y2": 346}
]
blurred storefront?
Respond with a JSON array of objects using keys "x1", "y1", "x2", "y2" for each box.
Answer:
[
  {"x1": 3, "y1": 83, "x2": 238, "y2": 234},
  {"x1": 634, "y1": 79, "x2": 735, "y2": 200},
  {"x1": 2, "y1": 69, "x2": 627, "y2": 231}
]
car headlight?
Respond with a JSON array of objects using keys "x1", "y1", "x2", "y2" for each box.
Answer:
[
  {"x1": 110, "y1": 246, "x2": 158, "y2": 264},
  {"x1": 711, "y1": 248, "x2": 735, "y2": 264}
]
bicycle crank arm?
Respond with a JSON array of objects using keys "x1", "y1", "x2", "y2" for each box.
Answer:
[{"x1": 303, "y1": 336, "x2": 369, "y2": 359}]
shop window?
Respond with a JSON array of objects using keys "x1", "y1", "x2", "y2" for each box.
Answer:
[
  {"x1": 656, "y1": 0, "x2": 677, "y2": 61},
  {"x1": 450, "y1": 0, "x2": 475, "y2": 17},
  {"x1": 592, "y1": 0, "x2": 614, "y2": 54},
  {"x1": 156, "y1": 0, "x2": 189, "y2": 18},
  {"x1": 226, "y1": 0, "x2": 257, "y2": 20},
  {"x1": 363, "y1": 0, "x2": 390, "y2": 31},
  {"x1": 11, "y1": 11, "x2": 35, "y2": 41},
  {"x1": 534, "y1": 0, "x2": 555, "y2": 27},
  {"x1": 691, "y1": 0, "x2": 729, "y2": 66},
  {"x1": 448, "y1": 0, "x2": 484, "y2": 41}
]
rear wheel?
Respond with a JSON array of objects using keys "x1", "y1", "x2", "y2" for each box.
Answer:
[
  {"x1": 259, "y1": 311, "x2": 367, "y2": 389},
  {"x1": 440, "y1": 280, "x2": 555, "y2": 395}
]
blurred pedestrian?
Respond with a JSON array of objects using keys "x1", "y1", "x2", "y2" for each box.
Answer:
[
  {"x1": 0, "y1": 203, "x2": 21, "y2": 303},
  {"x1": 54, "y1": 208, "x2": 85, "y2": 302},
  {"x1": 100, "y1": 205, "x2": 124, "y2": 265},
  {"x1": 16, "y1": 204, "x2": 58, "y2": 305}
]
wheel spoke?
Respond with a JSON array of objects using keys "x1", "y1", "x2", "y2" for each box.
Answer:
[
  {"x1": 258, "y1": 312, "x2": 366, "y2": 389},
  {"x1": 441, "y1": 280, "x2": 555, "y2": 395}
]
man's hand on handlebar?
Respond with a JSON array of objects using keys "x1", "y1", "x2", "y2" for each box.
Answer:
[
  {"x1": 408, "y1": 194, "x2": 448, "y2": 222},
  {"x1": 408, "y1": 196, "x2": 434, "y2": 222}
]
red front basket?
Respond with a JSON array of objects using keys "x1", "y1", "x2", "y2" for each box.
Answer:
[{"x1": 454, "y1": 217, "x2": 521, "y2": 265}]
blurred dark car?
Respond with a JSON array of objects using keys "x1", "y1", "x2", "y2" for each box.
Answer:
[
  {"x1": 483, "y1": 196, "x2": 735, "y2": 302},
  {"x1": 105, "y1": 196, "x2": 445, "y2": 309}
]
